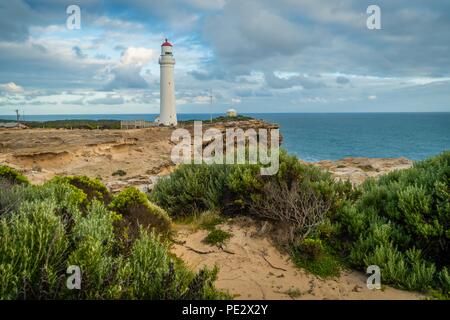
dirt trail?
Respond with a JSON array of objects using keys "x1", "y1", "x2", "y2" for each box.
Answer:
[{"x1": 172, "y1": 221, "x2": 424, "y2": 300}]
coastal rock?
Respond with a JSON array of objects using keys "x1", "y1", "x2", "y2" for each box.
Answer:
[
  {"x1": 0, "y1": 118, "x2": 280, "y2": 187},
  {"x1": 314, "y1": 157, "x2": 413, "y2": 185}
]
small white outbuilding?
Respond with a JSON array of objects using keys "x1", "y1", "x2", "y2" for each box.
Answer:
[{"x1": 226, "y1": 108, "x2": 237, "y2": 117}]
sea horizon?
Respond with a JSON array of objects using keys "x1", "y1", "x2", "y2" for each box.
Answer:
[{"x1": 1, "y1": 111, "x2": 450, "y2": 118}]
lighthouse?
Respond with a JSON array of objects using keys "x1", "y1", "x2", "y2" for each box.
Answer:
[{"x1": 158, "y1": 38, "x2": 177, "y2": 126}]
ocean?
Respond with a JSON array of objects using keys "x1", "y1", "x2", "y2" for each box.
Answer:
[{"x1": 1, "y1": 113, "x2": 449, "y2": 162}]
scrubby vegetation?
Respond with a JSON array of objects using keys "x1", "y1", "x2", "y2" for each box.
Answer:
[
  {"x1": 1, "y1": 148, "x2": 448, "y2": 298},
  {"x1": 0, "y1": 119, "x2": 121, "y2": 130},
  {"x1": 0, "y1": 165, "x2": 29, "y2": 185},
  {"x1": 51, "y1": 175, "x2": 110, "y2": 205},
  {"x1": 151, "y1": 150, "x2": 351, "y2": 276},
  {"x1": 327, "y1": 151, "x2": 450, "y2": 294},
  {"x1": 151, "y1": 149, "x2": 450, "y2": 296},
  {"x1": 291, "y1": 238, "x2": 341, "y2": 278},
  {"x1": 203, "y1": 229, "x2": 232, "y2": 246},
  {"x1": 150, "y1": 150, "x2": 350, "y2": 221},
  {"x1": 0, "y1": 166, "x2": 226, "y2": 300},
  {"x1": 0, "y1": 115, "x2": 253, "y2": 130},
  {"x1": 109, "y1": 187, "x2": 172, "y2": 239}
]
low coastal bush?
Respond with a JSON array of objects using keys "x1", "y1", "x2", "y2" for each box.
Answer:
[
  {"x1": 291, "y1": 244, "x2": 341, "y2": 278},
  {"x1": 328, "y1": 151, "x2": 450, "y2": 293},
  {"x1": 0, "y1": 165, "x2": 29, "y2": 185},
  {"x1": 151, "y1": 150, "x2": 351, "y2": 221},
  {"x1": 150, "y1": 149, "x2": 351, "y2": 278},
  {"x1": 109, "y1": 187, "x2": 172, "y2": 237},
  {"x1": 50, "y1": 175, "x2": 110, "y2": 205},
  {"x1": 0, "y1": 178, "x2": 225, "y2": 300},
  {"x1": 150, "y1": 164, "x2": 231, "y2": 217},
  {"x1": 203, "y1": 228, "x2": 232, "y2": 246}
]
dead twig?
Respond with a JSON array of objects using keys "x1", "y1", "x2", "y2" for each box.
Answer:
[
  {"x1": 260, "y1": 251, "x2": 287, "y2": 271},
  {"x1": 219, "y1": 244, "x2": 235, "y2": 254},
  {"x1": 184, "y1": 245, "x2": 215, "y2": 254}
]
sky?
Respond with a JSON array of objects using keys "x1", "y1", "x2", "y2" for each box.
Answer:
[{"x1": 0, "y1": 0, "x2": 449, "y2": 115}]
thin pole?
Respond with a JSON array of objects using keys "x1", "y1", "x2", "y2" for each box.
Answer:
[{"x1": 210, "y1": 89, "x2": 213, "y2": 123}]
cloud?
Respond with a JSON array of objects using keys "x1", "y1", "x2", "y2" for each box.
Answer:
[
  {"x1": 0, "y1": 0, "x2": 449, "y2": 113},
  {"x1": 0, "y1": 1, "x2": 38, "y2": 41},
  {"x1": 204, "y1": 0, "x2": 322, "y2": 66},
  {"x1": 189, "y1": 69, "x2": 226, "y2": 81},
  {"x1": 265, "y1": 72, "x2": 325, "y2": 90},
  {"x1": 105, "y1": 47, "x2": 156, "y2": 90},
  {"x1": 368, "y1": 95, "x2": 377, "y2": 100},
  {"x1": 336, "y1": 76, "x2": 350, "y2": 85},
  {"x1": 0, "y1": 40, "x2": 109, "y2": 89},
  {"x1": 0, "y1": 82, "x2": 24, "y2": 93},
  {"x1": 202, "y1": 0, "x2": 450, "y2": 78},
  {"x1": 93, "y1": 16, "x2": 145, "y2": 31},
  {"x1": 184, "y1": 0, "x2": 226, "y2": 10},
  {"x1": 87, "y1": 94, "x2": 125, "y2": 105},
  {"x1": 72, "y1": 46, "x2": 87, "y2": 59}
]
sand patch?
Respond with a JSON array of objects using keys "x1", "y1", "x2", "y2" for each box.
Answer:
[{"x1": 172, "y1": 220, "x2": 424, "y2": 300}]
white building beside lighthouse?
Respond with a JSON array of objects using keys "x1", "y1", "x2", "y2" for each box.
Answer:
[{"x1": 158, "y1": 39, "x2": 177, "y2": 126}]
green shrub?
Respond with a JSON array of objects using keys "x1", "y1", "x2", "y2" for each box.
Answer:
[
  {"x1": 177, "y1": 210, "x2": 225, "y2": 231},
  {"x1": 203, "y1": 229, "x2": 232, "y2": 246},
  {"x1": 149, "y1": 149, "x2": 350, "y2": 276},
  {"x1": 439, "y1": 267, "x2": 450, "y2": 296},
  {"x1": 298, "y1": 238, "x2": 325, "y2": 260},
  {"x1": 110, "y1": 187, "x2": 171, "y2": 236},
  {"x1": 0, "y1": 165, "x2": 29, "y2": 185},
  {"x1": 150, "y1": 164, "x2": 231, "y2": 217},
  {"x1": 329, "y1": 151, "x2": 450, "y2": 294},
  {"x1": 198, "y1": 210, "x2": 224, "y2": 230},
  {"x1": 0, "y1": 182, "x2": 26, "y2": 216},
  {"x1": 0, "y1": 180, "x2": 226, "y2": 300},
  {"x1": 291, "y1": 240, "x2": 341, "y2": 278},
  {"x1": 0, "y1": 199, "x2": 69, "y2": 299},
  {"x1": 150, "y1": 150, "x2": 350, "y2": 221},
  {"x1": 51, "y1": 176, "x2": 110, "y2": 205},
  {"x1": 117, "y1": 229, "x2": 228, "y2": 299}
]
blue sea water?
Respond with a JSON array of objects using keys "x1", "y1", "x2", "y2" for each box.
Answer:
[{"x1": 1, "y1": 113, "x2": 449, "y2": 161}]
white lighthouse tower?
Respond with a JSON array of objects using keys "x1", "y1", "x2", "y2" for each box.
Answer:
[{"x1": 158, "y1": 38, "x2": 177, "y2": 126}]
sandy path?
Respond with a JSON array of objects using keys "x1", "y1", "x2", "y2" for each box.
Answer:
[{"x1": 172, "y1": 221, "x2": 424, "y2": 300}]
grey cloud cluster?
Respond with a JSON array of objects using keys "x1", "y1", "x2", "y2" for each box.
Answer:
[
  {"x1": 87, "y1": 94, "x2": 125, "y2": 105},
  {"x1": 336, "y1": 76, "x2": 350, "y2": 85},
  {"x1": 265, "y1": 72, "x2": 325, "y2": 90},
  {"x1": 202, "y1": 0, "x2": 450, "y2": 77}
]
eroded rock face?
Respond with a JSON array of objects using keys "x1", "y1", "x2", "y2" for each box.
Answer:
[
  {"x1": 0, "y1": 119, "x2": 281, "y2": 192},
  {"x1": 313, "y1": 157, "x2": 413, "y2": 185}
]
